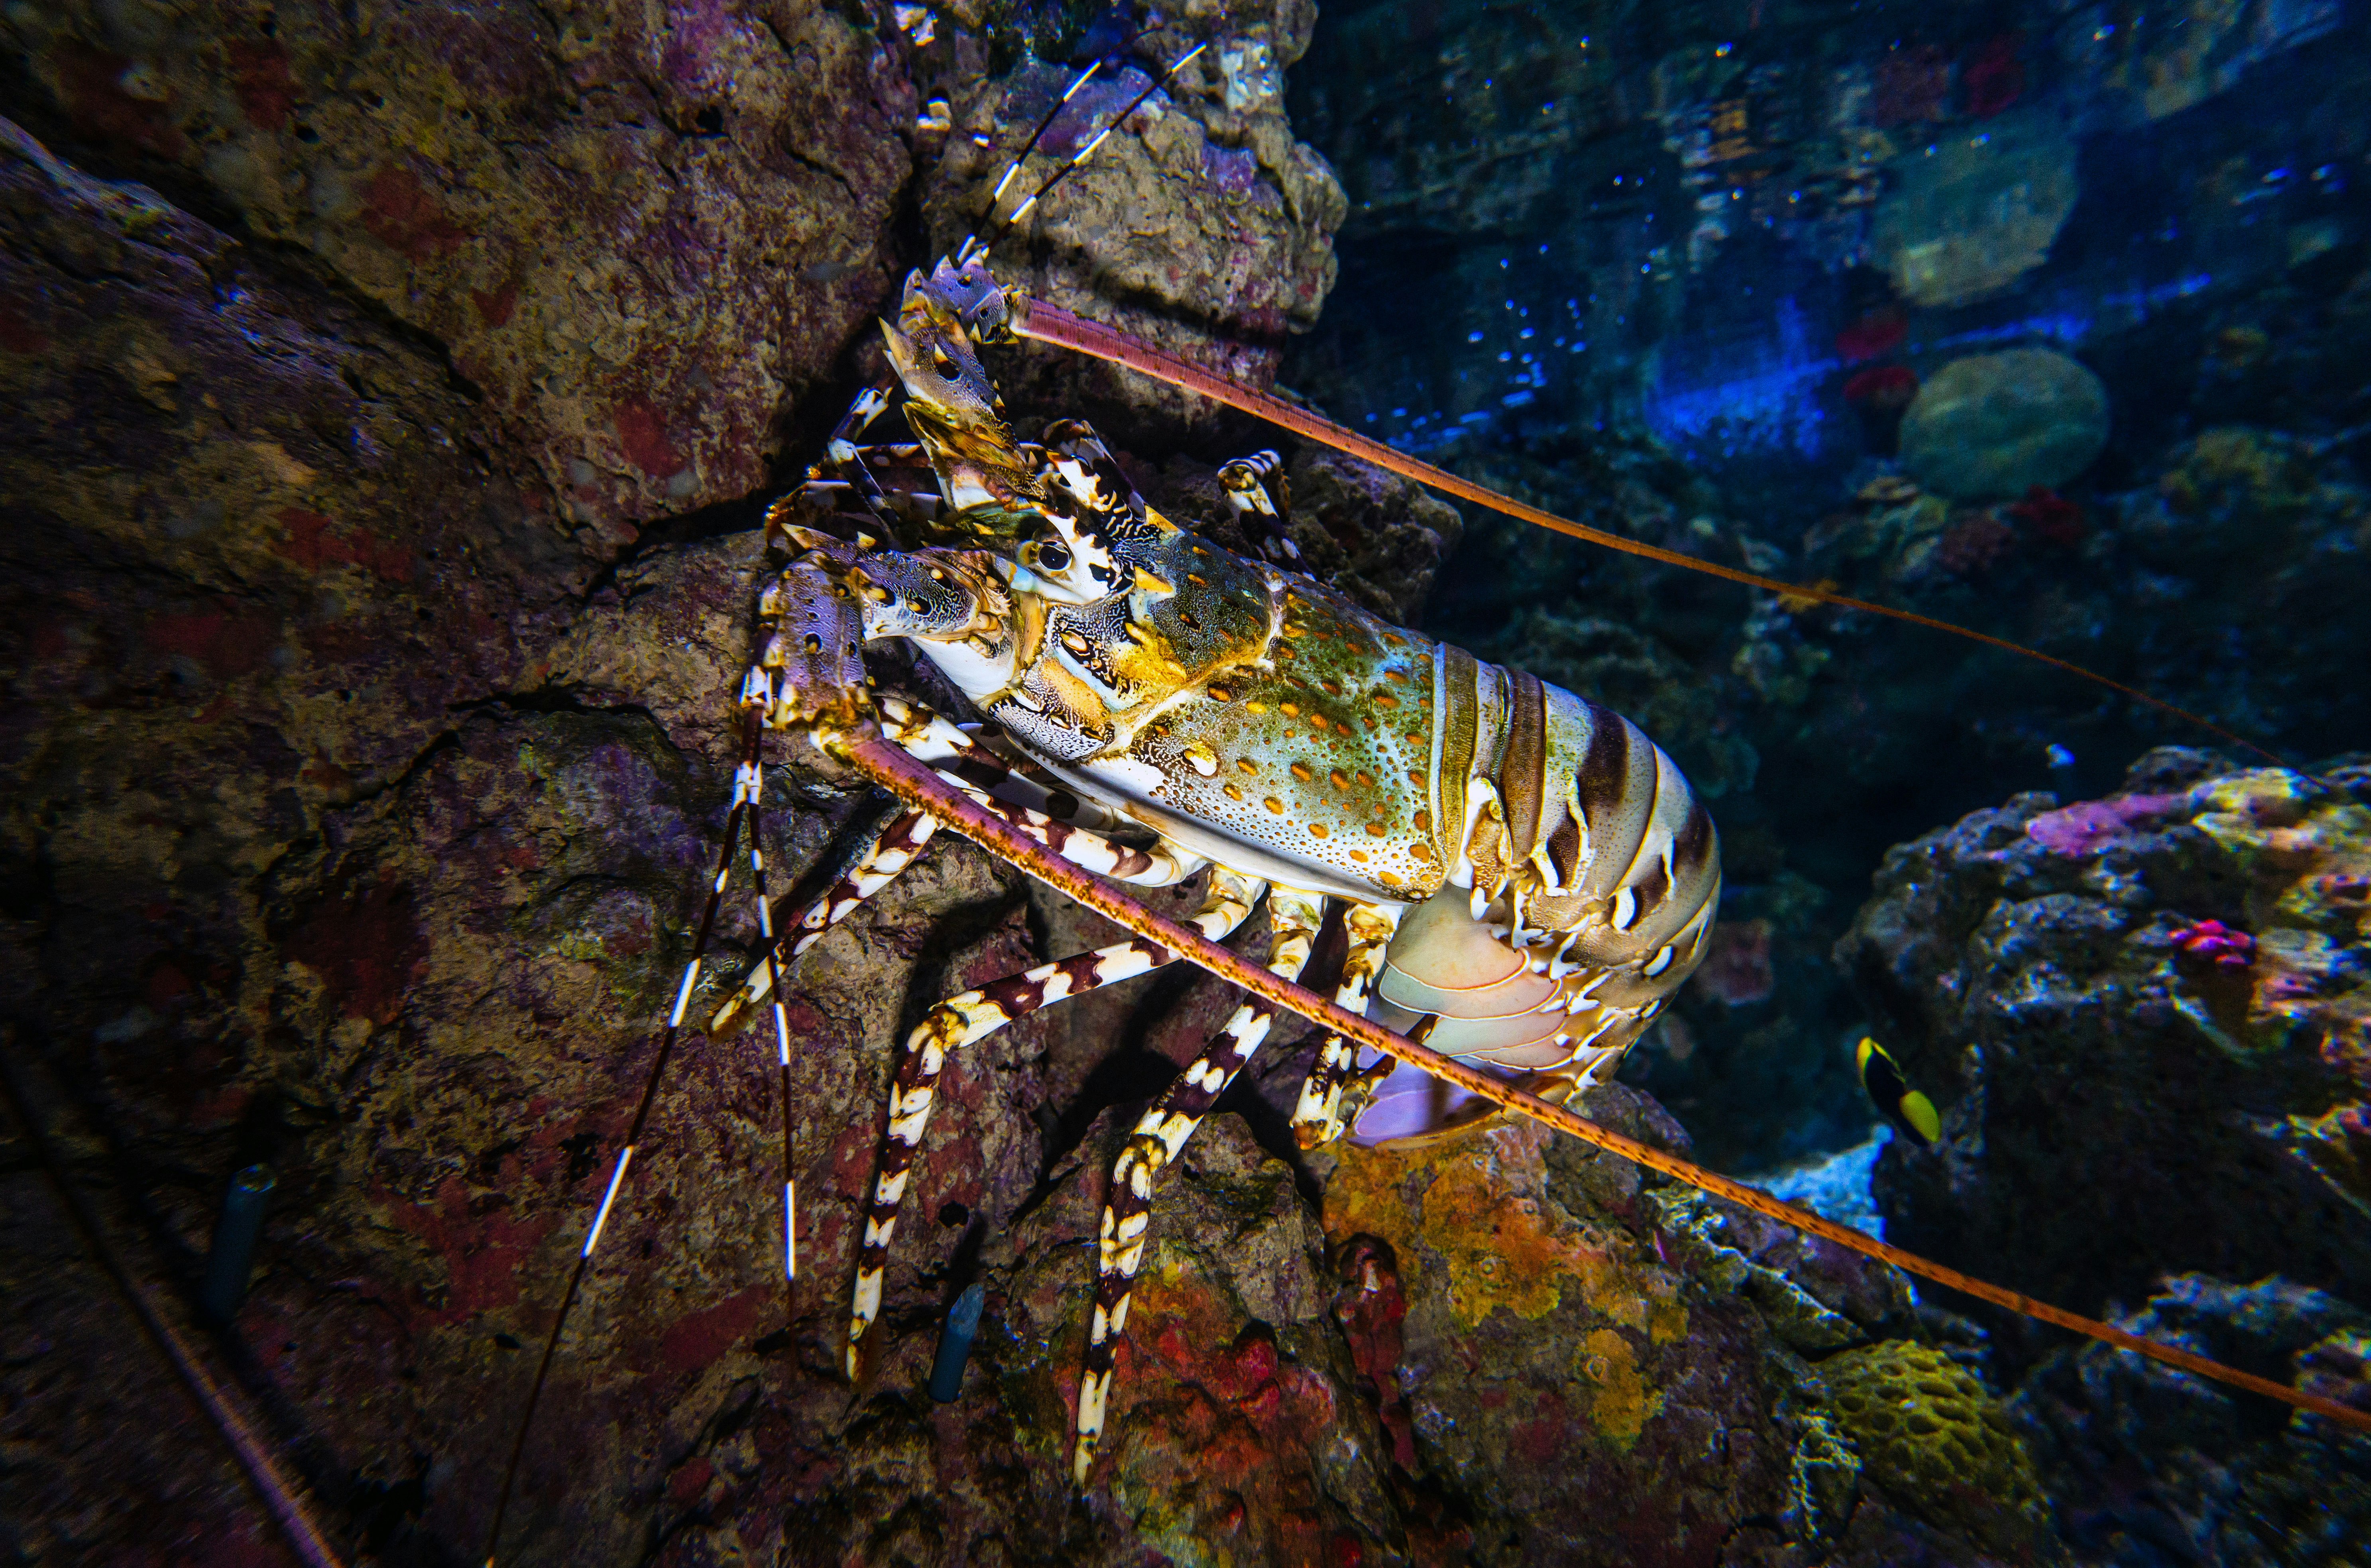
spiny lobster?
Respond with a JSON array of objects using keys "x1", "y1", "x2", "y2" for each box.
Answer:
[
  {"x1": 479, "y1": 35, "x2": 2369, "y2": 1568},
  {"x1": 766, "y1": 246, "x2": 1731, "y2": 1471}
]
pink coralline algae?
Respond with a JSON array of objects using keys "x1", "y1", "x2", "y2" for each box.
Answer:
[
  {"x1": 2026, "y1": 790, "x2": 2194, "y2": 855},
  {"x1": 2169, "y1": 918, "x2": 2256, "y2": 969}
]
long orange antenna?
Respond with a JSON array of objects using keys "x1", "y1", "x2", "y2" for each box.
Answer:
[
  {"x1": 841, "y1": 727, "x2": 2371, "y2": 1436},
  {"x1": 1012, "y1": 300, "x2": 2292, "y2": 772}
]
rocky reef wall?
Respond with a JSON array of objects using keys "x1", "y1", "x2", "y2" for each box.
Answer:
[
  {"x1": 0, "y1": 2, "x2": 1413, "y2": 1562},
  {"x1": 6, "y1": 2, "x2": 2370, "y2": 1565},
  {"x1": 1838, "y1": 749, "x2": 2371, "y2": 1564}
]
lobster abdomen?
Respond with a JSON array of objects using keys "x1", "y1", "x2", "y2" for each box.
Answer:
[{"x1": 1354, "y1": 664, "x2": 1722, "y2": 1144}]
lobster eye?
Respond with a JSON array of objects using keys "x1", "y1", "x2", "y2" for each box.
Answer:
[{"x1": 1037, "y1": 541, "x2": 1072, "y2": 571}]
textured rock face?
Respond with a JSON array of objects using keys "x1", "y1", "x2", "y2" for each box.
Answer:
[
  {"x1": 2, "y1": 0, "x2": 918, "y2": 547},
  {"x1": 1309, "y1": 1092, "x2": 2030, "y2": 1566},
  {"x1": 2019, "y1": 1275, "x2": 2371, "y2": 1567},
  {"x1": 0, "y1": 12, "x2": 1513, "y2": 1565},
  {"x1": 0, "y1": 115, "x2": 581, "y2": 1053},
  {"x1": 1836, "y1": 749, "x2": 2371, "y2": 1322},
  {"x1": 1826, "y1": 753, "x2": 2371, "y2": 1568},
  {"x1": 919, "y1": 4, "x2": 1347, "y2": 444}
]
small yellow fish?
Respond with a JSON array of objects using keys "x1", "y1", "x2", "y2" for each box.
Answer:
[{"x1": 1856, "y1": 1036, "x2": 1941, "y2": 1148}]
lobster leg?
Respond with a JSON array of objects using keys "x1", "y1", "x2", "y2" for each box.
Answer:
[
  {"x1": 712, "y1": 694, "x2": 1189, "y2": 1034},
  {"x1": 872, "y1": 696, "x2": 1194, "y2": 886},
  {"x1": 1288, "y1": 901, "x2": 1403, "y2": 1148},
  {"x1": 765, "y1": 379, "x2": 924, "y2": 547},
  {"x1": 1073, "y1": 887, "x2": 1326, "y2": 1484},
  {"x1": 1217, "y1": 449, "x2": 1299, "y2": 566},
  {"x1": 877, "y1": 695, "x2": 1128, "y2": 830},
  {"x1": 846, "y1": 868, "x2": 1267, "y2": 1380},
  {"x1": 706, "y1": 802, "x2": 940, "y2": 1037}
]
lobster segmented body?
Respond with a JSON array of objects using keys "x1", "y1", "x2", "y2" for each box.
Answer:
[{"x1": 729, "y1": 254, "x2": 1720, "y2": 1478}]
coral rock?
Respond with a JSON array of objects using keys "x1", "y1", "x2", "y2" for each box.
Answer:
[
  {"x1": 1838, "y1": 749, "x2": 2371, "y2": 1325},
  {"x1": 2019, "y1": 1275, "x2": 2371, "y2": 1564},
  {"x1": 1819, "y1": 1340, "x2": 2050, "y2": 1557},
  {"x1": 1872, "y1": 108, "x2": 2079, "y2": 308},
  {"x1": 1897, "y1": 349, "x2": 2111, "y2": 501}
]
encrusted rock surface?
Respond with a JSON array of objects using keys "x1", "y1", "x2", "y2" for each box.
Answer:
[
  {"x1": 920, "y1": 0, "x2": 1346, "y2": 444},
  {"x1": 1896, "y1": 350, "x2": 2111, "y2": 502},
  {"x1": 1870, "y1": 109, "x2": 2079, "y2": 311},
  {"x1": 2, "y1": 0, "x2": 917, "y2": 546},
  {"x1": 1832, "y1": 750, "x2": 2371, "y2": 1564},
  {"x1": 2017, "y1": 1275, "x2": 2371, "y2": 1568},
  {"x1": 1837, "y1": 748, "x2": 2371, "y2": 1326}
]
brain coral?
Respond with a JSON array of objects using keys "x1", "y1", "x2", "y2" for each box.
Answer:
[{"x1": 1819, "y1": 1341, "x2": 2049, "y2": 1551}]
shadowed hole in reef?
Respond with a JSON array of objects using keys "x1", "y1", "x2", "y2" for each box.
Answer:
[{"x1": 349, "y1": 1460, "x2": 429, "y2": 1553}]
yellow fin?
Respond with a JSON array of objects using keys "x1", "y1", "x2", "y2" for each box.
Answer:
[{"x1": 1900, "y1": 1090, "x2": 1942, "y2": 1146}]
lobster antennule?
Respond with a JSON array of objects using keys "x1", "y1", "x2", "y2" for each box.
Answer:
[
  {"x1": 1010, "y1": 299, "x2": 2297, "y2": 774},
  {"x1": 835, "y1": 726, "x2": 2371, "y2": 1439},
  {"x1": 956, "y1": 38, "x2": 1212, "y2": 266}
]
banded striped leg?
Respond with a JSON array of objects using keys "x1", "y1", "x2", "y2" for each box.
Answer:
[
  {"x1": 710, "y1": 705, "x2": 1190, "y2": 1036},
  {"x1": 1219, "y1": 449, "x2": 1300, "y2": 566},
  {"x1": 950, "y1": 782, "x2": 1194, "y2": 886},
  {"x1": 1073, "y1": 887, "x2": 1327, "y2": 1485},
  {"x1": 765, "y1": 381, "x2": 920, "y2": 550},
  {"x1": 707, "y1": 804, "x2": 939, "y2": 1037},
  {"x1": 877, "y1": 696, "x2": 1127, "y2": 830},
  {"x1": 1290, "y1": 901, "x2": 1405, "y2": 1148},
  {"x1": 741, "y1": 773, "x2": 814, "y2": 1302},
  {"x1": 846, "y1": 869, "x2": 1265, "y2": 1381}
]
